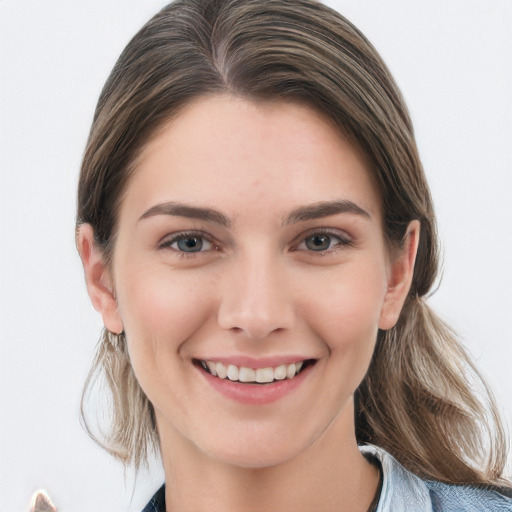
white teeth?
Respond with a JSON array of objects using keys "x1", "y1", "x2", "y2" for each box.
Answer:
[
  {"x1": 256, "y1": 367, "x2": 274, "y2": 383},
  {"x1": 206, "y1": 361, "x2": 217, "y2": 376},
  {"x1": 201, "y1": 360, "x2": 308, "y2": 383},
  {"x1": 239, "y1": 367, "x2": 256, "y2": 382},
  {"x1": 274, "y1": 364, "x2": 287, "y2": 380},
  {"x1": 227, "y1": 364, "x2": 239, "y2": 381},
  {"x1": 215, "y1": 362, "x2": 227, "y2": 379}
]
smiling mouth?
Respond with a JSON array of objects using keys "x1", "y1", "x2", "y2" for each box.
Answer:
[{"x1": 194, "y1": 359, "x2": 317, "y2": 384}]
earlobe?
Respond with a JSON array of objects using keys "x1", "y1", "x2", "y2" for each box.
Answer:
[
  {"x1": 378, "y1": 220, "x2": 420, "y2": 330},
  {"x1": 76, "y1": 224, "x2": 124, "y2": 334}
]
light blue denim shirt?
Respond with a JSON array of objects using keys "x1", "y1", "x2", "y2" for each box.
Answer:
[
  {"x1": 142, "y1": 445, "x2": 512, "y2": 511},
  {"x1": 361, "y1": 445, "x2": 512, "y2": 512}
]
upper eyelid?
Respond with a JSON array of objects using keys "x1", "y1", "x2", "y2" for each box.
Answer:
[
  {"x1": 293, "y1": 227, "x2": 352, "y2": 243},
  {"x1": 157, "y1": 227, "x2": 352, "y2": 250},
  {"x1": 291, "y1": 229, "x2": 354, "y2": 253},
  {"x1": 158, "y1": 230, "x2": 215, "y2": 248}
]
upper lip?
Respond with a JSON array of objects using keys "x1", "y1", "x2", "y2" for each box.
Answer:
[{"x1": 193, "y1": 355, "x2": 317, "y2": 369}]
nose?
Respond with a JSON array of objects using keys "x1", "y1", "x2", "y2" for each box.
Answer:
[{"x1": 217, "y1": 251, "x2": 295, "y2": 340}]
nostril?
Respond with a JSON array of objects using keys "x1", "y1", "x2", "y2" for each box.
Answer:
[
  {"x1": 216, "y1": 271, "x2": 296, "y2": 338},
  {"x1": 217, "y1": 306, "x2": 294, "y2": 339}
]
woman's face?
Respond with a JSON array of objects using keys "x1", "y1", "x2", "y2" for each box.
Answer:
[{"x1": 92, "y1": 95, "x2": 416, "y2": 468}]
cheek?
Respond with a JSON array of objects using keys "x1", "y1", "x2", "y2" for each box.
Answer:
[
  {"x1": 114, "y1": 261, "x2": 218, "y2": 362},
  {"x1": 300, "y1": 261, "x2": 388, "y2": 356}
]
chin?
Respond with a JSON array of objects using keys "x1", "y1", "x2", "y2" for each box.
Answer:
[
  {"x1": 196, "y1": 424, "x2": 318, "y2": 470},
  {"x1": 210, "y1": 444, "x2": 302, "y2": 470}
]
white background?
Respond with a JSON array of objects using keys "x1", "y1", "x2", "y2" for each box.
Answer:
[{"x1": 1, "y1": 1, "x2": 511, "y2": 510}]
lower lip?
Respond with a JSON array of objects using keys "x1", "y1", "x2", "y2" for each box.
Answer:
[{"x1": 197, "y1": 364, "x2": 313, "y2": 405}]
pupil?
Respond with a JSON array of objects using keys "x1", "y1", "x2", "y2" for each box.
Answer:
[
  {"x1": 178, "y1": 237, "x2": 202, "y2": 252},
  {"x1": 306, "y1": 235, "x2": 330, "y2": 251}
]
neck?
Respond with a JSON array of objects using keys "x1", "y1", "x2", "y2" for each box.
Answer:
[{"x1": 159, "y1": 400, "x2": 379, "y2": 512}]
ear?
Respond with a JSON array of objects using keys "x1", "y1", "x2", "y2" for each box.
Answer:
[
  {"x1": 76, "y1": 224, "x2": 124, "y2": 334},
  {"x1": 378, "y1": 220, "x2": 420, "y2": 330}
]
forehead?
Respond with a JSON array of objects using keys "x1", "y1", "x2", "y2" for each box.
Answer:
[{"x1": 120, "y1": 94, "x2": 381, "y2": 224}]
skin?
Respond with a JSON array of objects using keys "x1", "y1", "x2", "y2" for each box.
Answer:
[{"x1": 78, "y1": 95, "x2": 419, "y2": 512}]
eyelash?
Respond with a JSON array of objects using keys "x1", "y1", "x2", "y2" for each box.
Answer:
[
  {"x1": 292, "y1": 229, "x2": 353, "y2": 254},
  {"x1": 159, "y1": 231, "x2": 219, "y2": 257},
  {"x1": 159, "y1": 229, "x2": 352, "y2": 257}
]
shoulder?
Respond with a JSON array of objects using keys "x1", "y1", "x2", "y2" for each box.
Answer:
[
  {"x1": 360, "y1": 445, "x2": 512, "y2": 512},
  {"x1": 425, "y1": 480, "x2": 512, "y2": 512}
]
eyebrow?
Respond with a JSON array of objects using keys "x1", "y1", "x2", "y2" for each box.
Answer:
[
  {"x1": 138, "y1": 199, "x2": 370, "y2": 227},
  {"x1": 139, "y1": 202, "x2": 231, "y2": 227},
  {"x1": 284, "y1": 200, "x2": 371, "y2": 225}
]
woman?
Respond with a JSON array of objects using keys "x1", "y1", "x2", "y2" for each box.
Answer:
[{"x1": 76, "y1": 0, "x2": 512, "y2": 510}]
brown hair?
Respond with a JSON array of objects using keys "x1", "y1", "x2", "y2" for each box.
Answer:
[{"x1": 77, "y1": 0, "x2": 510, "y2": 486}]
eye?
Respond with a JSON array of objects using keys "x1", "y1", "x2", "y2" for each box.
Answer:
[
  {"x1": 295, "y1": 231, "x2": 351, "y2": 252},
  {"x1": 161, "y1": 232, "x2": 215, "y2": 253}
]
